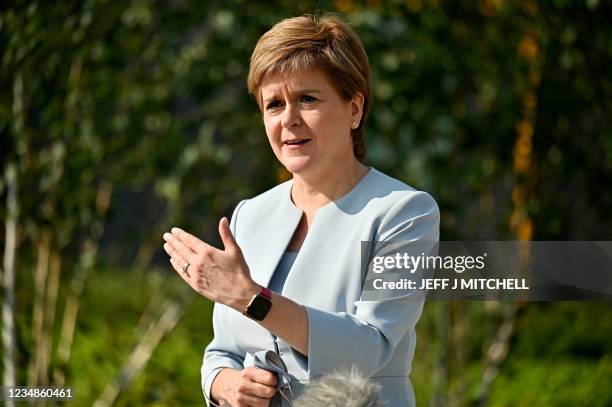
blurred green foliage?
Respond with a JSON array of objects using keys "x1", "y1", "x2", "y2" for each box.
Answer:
[{"x1": 2, "y1": 0, "x2": 612, "y2": 405}]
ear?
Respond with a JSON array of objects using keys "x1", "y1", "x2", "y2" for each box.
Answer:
[{"x1": 350, "y1": 92, "x2": 365, "y2": 126}]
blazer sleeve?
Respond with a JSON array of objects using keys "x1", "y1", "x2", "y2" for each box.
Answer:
[
  {"x1": 201, "y1": 200, "x2": 248, "y2": 403},
  {"x1": 304, "y1": 191, "x2": 440, "y2": 377}
]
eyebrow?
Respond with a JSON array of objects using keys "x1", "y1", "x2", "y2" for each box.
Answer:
[{"x1": 262, "y1": 89, "x2": 322, "y2": 104}]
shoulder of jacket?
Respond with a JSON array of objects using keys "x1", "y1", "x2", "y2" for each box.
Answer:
[
  {"x1": 234, "y1": 179, "x2": 292, "y2": 216},
  {"x1": 367, "y1": 168, "x2": 437, "y2": 208}
]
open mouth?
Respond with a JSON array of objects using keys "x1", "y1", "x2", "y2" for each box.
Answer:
[{"x1": 284, "y1": 139, "x2": 311, "y2": 146}]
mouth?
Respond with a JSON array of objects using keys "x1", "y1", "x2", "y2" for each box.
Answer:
[{"x1": 283, "y1": 139, "x2": 311, "y2": 146}]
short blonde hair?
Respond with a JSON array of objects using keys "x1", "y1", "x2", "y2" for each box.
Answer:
[{"x1": 247, "y1": 13, "x2": 371, "y2": 161}]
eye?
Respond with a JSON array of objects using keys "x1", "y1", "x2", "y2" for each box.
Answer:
[
  {"x1": 300, "y1": 95, "x2": 317, "y2": 103},
  {"x1": 265, "y1": 100, "x2": 282, "y2": 111}
]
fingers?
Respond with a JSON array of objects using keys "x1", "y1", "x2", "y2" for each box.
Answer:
[
  {"x1": 244, "y1": 367, "x2": 277, "y2": 387},
  {"x1": 221, "y1": 393, "x2": 270, "y2": 407},
  {"x1": 244, "y1": 382, "x2": 277, "y2": 400},
  {"x1": 170, "y1": 227, "x2": 209, "y2": 254},
  {"x1": 215, "y1": 368, "x2": 276, "y2": 407},
  {"x1": 168, "y1": 257, "x2": 190, "y2": 282},
  {"x1": 163, "y1": 223, "x2": 249, "y2": 301},
  {"x1": 162, "y1": 236, "x2": 192, "y2": 272},
  {"x1": 234, "y1": 393, "x2": 271, "y2": 407},
  {"x1": 237, "y1": 369, "x2": 277, "y2": 403},
  {"x1": 218, "y1": 217, "x2": 238, "y2": 252}
]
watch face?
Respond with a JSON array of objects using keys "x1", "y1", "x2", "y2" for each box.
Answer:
[{"x1": 247, "y1": 295, "x2": 272, "y2": 321}]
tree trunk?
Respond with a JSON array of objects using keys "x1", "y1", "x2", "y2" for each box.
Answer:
[
  {"x1": 478, "y1": 303, "x2": 519, "y2": 406},
  {"x1": 28, "y1": 229, "x2": 51, "y2": 388},
  {"x1": 54, "y1": 180, "x2": 113, "y2": 386},
  {"x1": 2, "y1": 163, "x2": 19, "y2": 407},
  {"x1": 39, "y1": 249, "x2": 62, "y2": 388},
  {"x1": 431, "y1": 302, "x2": 449, "y2": 407}
]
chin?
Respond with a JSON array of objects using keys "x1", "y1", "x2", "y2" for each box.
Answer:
[{"x1": 282, "y1": 156, "x2": 314, "y2": 175}]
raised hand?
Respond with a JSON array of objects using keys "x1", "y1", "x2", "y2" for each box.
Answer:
[{"x1": 162, "y1": 217, "x2": 258, "y2": 310}]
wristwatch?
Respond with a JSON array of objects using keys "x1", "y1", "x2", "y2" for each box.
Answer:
[{"x1": 243, "y1": 286, "x2": 272, "y2": 321}]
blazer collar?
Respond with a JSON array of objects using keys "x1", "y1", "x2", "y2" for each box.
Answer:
[
  {"x1": 253, "y1": 168, "x2": 376, "y2": 288},
  {"x1": 255, "y1": 180, "x2": 303, "y2": 288}
]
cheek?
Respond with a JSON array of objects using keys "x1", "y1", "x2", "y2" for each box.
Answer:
[
  {"x1": 313, "y1": 113, "x2": 349, "y2": 145},
  {"x1": 263, "y1": 119, "x2": 281, "y2": 147},
  {"x1": 313, "y1": 107, "x2": 350, "y2": 133},
  {"x1": 262, "y1": 117, "x2": 275, "y2": 135}
]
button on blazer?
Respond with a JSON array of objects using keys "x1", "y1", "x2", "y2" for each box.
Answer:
[{"x1": 201, "y1": 168, "x2": 440, "y2": 406}]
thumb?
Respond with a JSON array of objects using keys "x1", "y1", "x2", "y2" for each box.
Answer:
[{"x1": 218, "y1": 217, "x2": 238, "y2": 252}]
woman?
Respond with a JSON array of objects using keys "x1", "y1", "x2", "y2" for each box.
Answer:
[{"x1": 162, "y1": 14, "x2": 439, "y2": 407}]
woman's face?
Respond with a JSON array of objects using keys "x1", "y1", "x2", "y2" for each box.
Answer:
[{"x1": 260, "y1": 69, "x2": 363, "y2": 177}]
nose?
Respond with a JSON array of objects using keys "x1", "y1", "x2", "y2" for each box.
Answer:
[{"x1": 280, "y1": 102, "x2": 301, "y2": 129}]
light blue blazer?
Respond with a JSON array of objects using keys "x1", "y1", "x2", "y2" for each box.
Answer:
[{"x1": 201, "y1": 168, "x2": 440, "y2": 406}]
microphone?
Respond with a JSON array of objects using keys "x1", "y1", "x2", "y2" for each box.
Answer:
[{"x1": 294, "y1": 366, "x2": 383, "y2": 407}]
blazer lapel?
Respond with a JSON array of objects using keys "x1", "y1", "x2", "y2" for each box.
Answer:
[{"x1": 250, "y1": 182, "x2": 303, "y2": 288}]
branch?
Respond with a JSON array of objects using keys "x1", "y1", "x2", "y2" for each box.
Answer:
[{"x1": 92, "y1": 291, "x2": 192, "y2": 407}]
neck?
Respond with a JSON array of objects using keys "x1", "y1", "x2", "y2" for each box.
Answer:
[{"x1": 290, "y1": 158, "x2": 368, "y2": 211}]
